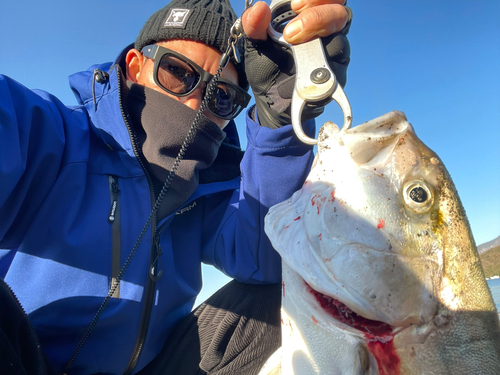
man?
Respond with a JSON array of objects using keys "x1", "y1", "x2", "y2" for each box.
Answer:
[{"x1": 0, "y1": 0, "x2": 350, "y2": 373}]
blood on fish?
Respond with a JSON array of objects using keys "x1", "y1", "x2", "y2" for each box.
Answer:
[
  {"x1": 307, "y1": 284, "x2": 401, "y2": 375},
  {"x1": 294, "y1": 216, "x2": 301, "y2": 221},
  {"x1": 366, "y1": 337, "x2": 401, "y2": 375},
  {"x1": 377, "y1": 219, "x2": 385, "y2": 229},
  {"x1": 319, "y1": 233, "x2": 322, "y2": 241},
  {"x1": 311, "y1": 195, "x2": 322, "y2": 214},
  {"x1": 312, "y1": 315, "x2": 319, "y2": 324},
  {"x1": 311, "y1": 195, "x2": 317, "y2": 206},
  {"x1": 329, "y1": 190, "x2": 336, "y2": 202},
  {"x1": 284, "y1": 225, "x2": 290, "y2": 229},
  {"x1": 282, "y1": 281, "x2": 285, "y2": 297}
]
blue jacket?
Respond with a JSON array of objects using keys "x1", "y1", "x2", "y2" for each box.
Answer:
[{"x1": 0, "y1": 47, "x2": 315, "y2": 374}]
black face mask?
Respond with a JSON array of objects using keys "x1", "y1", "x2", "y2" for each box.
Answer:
[{"x1": 126, "y1": 81, "x2": 225, "y2": 218}]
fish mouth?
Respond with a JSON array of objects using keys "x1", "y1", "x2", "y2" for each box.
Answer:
[
  {"x1": 305, "y1": 282, "x2": 398, "y2": 342},
  {"x1": 303, "y1": 281, "x2": 404, "y2": 374}
]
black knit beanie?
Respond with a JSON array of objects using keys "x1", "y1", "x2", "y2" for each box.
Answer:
[{"x1": 135, "y1": 0, "x2": 248, "y2": 90}]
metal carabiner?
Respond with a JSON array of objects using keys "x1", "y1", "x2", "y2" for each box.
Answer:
[
  {"x1": 267, "y1": 0, "x2": 352, "y2": 145},
  {"x1": 224, "y1": 0, "x2": 256, "y2": 65}
]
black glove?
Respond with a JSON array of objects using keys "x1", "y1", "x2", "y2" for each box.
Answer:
[{"x1": 244, "y1": 6, "x2": 352, "y2": 129}]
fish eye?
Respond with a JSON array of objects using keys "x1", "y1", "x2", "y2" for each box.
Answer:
[
  {"x1": 402, "y1": 180, "x2": 434, "y2": 213},
  {"x1": 409, "y1": 186, "x2": 427, "y2": 203}
]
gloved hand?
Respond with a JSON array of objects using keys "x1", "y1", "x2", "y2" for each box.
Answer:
[{"x1": 242, "y1": 1, "x2": 352, "y2": 129}]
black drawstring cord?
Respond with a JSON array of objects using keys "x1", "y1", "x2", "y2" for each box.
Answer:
[{"x1": 92, "y1": 69, "x2": 109, "y2": 111}]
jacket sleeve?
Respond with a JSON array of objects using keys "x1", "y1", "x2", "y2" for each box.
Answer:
[
  {"x1": 203, "y1": 107, "x2": 316, "y2": 284},
  {"x1": 0, "y1": 75, "x2": 68, "y2": 248}
]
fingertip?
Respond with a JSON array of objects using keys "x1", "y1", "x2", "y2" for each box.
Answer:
[
  {"x1": 242, "y1": 1, "x2": 271, "y2": 41},
  {"x1": 283, "y1": 19, "x2": 304, "y2": 40}
]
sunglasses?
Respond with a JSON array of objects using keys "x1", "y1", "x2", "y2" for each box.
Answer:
[{"x1": 141, "y1": 45, "x2": 251, "y2": 120}]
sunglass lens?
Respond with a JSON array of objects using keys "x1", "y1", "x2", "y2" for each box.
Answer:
[
  {"x1": 157, "y1": 54, "x2": 198, "y2": 94},
  {"x1": 208, "y1": 84, "x2": 241, "y2": 119}
]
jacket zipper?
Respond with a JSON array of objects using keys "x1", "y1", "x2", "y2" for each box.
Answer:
[
  {"x1": 116, "y1": 68, "x2": 161, "y2": 375},
  {"x1": 123, "y1": 221, "x2": 170, "y2": 375},
  {"x1": 108, "y1": 175, "x2": 121, "y2": 299}
]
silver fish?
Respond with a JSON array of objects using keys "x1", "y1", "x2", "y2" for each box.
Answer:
[{"x1": 262, "y1": 111, "x2": 500, "y2": 374}]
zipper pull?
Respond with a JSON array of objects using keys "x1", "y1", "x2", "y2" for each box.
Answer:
[
  {"x1": 108, "y1": 201, "x2": 117, "y2": 222},
  {"x1": 150, "y1": 236, "x2": 164, "y2": 281},
  {"x1": 108, "y1": 176, "x2": 120, "y2": 223}
]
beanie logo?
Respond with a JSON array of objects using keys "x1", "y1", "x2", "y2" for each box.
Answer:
[{"x1": 162, "y1": 9, "x2": 192, "y2": 28}]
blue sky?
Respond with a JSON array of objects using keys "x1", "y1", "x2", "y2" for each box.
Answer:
[{"x1": 2, "y1": 1, "x2": 499, "y2": 303}]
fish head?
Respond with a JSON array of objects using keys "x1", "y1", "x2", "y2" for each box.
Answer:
[{"x1": 266, "y1": 111, "x2": 449, "y2": 328}]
